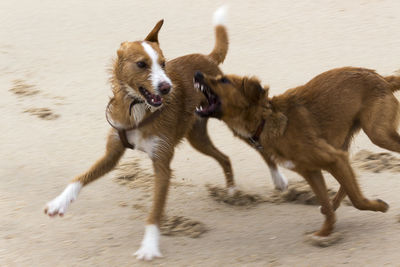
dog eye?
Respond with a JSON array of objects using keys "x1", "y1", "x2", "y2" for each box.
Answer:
[
  {"x1": 136, "y1": 61, "x2": 147, "y2": 69},
  {"x1": 220, "y1": 77, "x2": 230, "y2": 84},
  {"x1": 160, "y1": 61, "x2": 166, "y2": 69}
]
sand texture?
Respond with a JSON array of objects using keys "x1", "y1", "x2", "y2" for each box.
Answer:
[{"x1": 2, "y1": 1, "x2": 400, "y2": 266}]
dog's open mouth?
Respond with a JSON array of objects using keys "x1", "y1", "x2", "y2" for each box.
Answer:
[
  {"x1": 139, "y1": 86, "x2": 163, "y2": 107},
  {"x1": 193, "y1": 73, "x2": 221, "y2": 118}
]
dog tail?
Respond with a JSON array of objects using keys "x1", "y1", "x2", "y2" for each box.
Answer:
[
  {"x1": 209, "y1": 5, "x2": 229, "y2": 64},
  {"x1": 384, "y1": 75, "x2": 400, "y2": 92}
]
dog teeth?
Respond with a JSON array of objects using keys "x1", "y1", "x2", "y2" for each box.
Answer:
[
  {"x1": 195, "y1": 105, "x2": 204, "y2": 112},
  {"x1": 194, "y1": 83, "x2": 200, "y2": 90}
]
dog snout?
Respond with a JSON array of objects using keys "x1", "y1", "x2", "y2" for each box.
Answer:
[
  {"x1": 158, "y1": 82, "x2": 171, "y2": 95},
  {"x1": 194, "y1": 71, "x2": 204, "y2": 82}
]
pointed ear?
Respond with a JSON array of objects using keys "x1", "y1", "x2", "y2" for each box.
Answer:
[
  {"x1": 242, "y1": 76, "x2": 266, "y2": 103},
  {"x1": 145, "y1": 19, "x2": 164, "y2": 43}
]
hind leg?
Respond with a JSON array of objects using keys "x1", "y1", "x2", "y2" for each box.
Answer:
[
  {"x1": 361, "y1": 95, "x2": 400, "y2": 152},
  {"x1": 320, "y1": 134, "x2": 354, "y2": 215},
  {"x1": 318, "y1": 141, "x2": 389, "y2": 213},
  {"x1": 186, "y1": 118, "x2": 234, "y2": 191},
  {"x1": 298, "y1": 169, "x2": 336, "y2": 236},
  {"x1": 321, "y1": 113, "x2": 394, "y2": 215},
  {"x1": 323, "y1": 96, "x2": 398, "y2": 215}
]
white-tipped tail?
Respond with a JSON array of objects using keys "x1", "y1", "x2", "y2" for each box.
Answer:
[{"x1": 213, "y1": 5, "x2": 228, "y2": 26}]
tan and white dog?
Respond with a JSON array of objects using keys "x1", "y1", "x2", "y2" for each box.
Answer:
[
  {"x1": 44, "y1": 7, "x2": 287, "y2": 261},
  {"x1": 193, "y1": 67, "x2": 400, "y2": 240}
]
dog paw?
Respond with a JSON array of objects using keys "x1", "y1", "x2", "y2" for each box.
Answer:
[
  {"x1": 305, "y1": 232, "x2": 343, "y2": 247},
  {"x1": 376, "y1": 199, "x2": 389, "y2": 212},
  {"x1": 134, "y1": 244, "x2": 162, "y2": 261},
  {"x1": 44, "y1": 182, "x2": 82, "y2": 217},
  {"x1": 45, "y1": 196, "x2": 69, "y2": 217},
  {"x1": 134, "y1": 224, "x2": 162, "y2": 261}
]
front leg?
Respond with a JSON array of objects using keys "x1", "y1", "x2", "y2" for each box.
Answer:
[
  {"x1": 134, "y1": 146, "x2": 174, "y2": 261},
  {"x1": 260, "y1": 152, "x2": 288, "y2": 191},
  {"x1": 44, "y1": 129, "x2": 125, "y2": 217},
  {"x1": 240, "y1": 135, "x2": 288, "y2": 191}
]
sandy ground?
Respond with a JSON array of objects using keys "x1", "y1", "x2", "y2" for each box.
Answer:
[{"x1": 2, "y1": 0, "x2": 400, "y2": 266}]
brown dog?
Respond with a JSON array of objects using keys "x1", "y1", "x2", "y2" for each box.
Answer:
[
  {"x1": 193, "y1": 67, "x2": 400, "y2": 240},
  {"x1": 43, "y1": 7, "x2": 272, "y2": 261}
]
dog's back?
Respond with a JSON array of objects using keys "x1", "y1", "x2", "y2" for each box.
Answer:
[{"x1": 272, "y1": 67, "x2": 400, "y2": 150}]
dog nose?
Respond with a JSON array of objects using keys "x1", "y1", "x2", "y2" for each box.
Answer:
[
  {"x1": 158, "y1": 82, "x2": 171, "y2": 95},
  {"x1": 194, "y1": 71, "x2": 204, "y2": 81}
]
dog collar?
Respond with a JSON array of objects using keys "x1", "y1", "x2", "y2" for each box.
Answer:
[{"x1": 248, "y1": 119, "x2": 265, "y2": 151}]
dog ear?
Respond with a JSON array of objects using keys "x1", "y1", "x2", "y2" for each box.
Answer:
[
  {"x1": 145, "y1": 19, "x2": 164, "y2": 43},
  {"x1": 242, "y1": 76, "x2": 266, "y2": 103},
  {"x1": 117, "y1": 42, "x2": 128, "y2": 58}
]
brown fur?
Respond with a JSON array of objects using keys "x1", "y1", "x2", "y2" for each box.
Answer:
[
  {"x1": 46, "y1": 20, "x2": 234, "y2": 230},
  {"x1": 86, "y1": 25, "x2": 231, "y2": 224},
  {"x1": 197, "y1": 67, "x2": 400, "y2": 237}
]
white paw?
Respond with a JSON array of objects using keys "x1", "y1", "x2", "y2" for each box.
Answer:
[
  {"x1": 44, "y1": 182, "x2": 82, "y2": 217},
  {"x1": 45, "y1": 196, "x2": 70, "y2": 217},
  {"x1": 134, "y1": 224, "x2": 162, "y2": 261},
  {"x1": 270, "y1": 167, "x2": 288, "y2": 191},
  {"x1": 134, "y1": 243, "x2": 162, "y2": 261}
]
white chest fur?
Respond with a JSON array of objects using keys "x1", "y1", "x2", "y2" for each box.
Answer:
[{"x1": 126, "y1": 130, "x2": 159, "y2": 158}]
